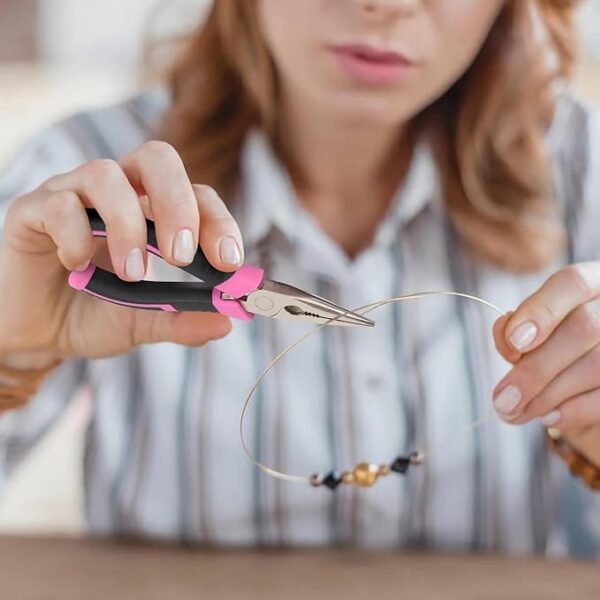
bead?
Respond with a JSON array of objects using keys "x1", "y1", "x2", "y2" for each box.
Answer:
[
  {"x1": 390, "y1": 456, "x2": 411, "y2": 474},
  {"x1": 309, "y1": 474, "x2": 322, "y2": 487},
  {"x1": 322, "y1": 471, "x2": 344, "y2": 490},
  {"x1": 352, "y1": 463, "x2": 380, "y2": 487},
  {"x1": 410, "y1": 452, "x2": 425, "y2": 465},
  {"x1": 378, "y1": 464, "x2": 391, "y2": 477},
  {"x1": 391, "y1": 452, "x2": 424, "y2": 474}
]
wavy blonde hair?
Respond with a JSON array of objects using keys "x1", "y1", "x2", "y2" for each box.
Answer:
[{"x1": 161, "y1": 0, "x2": 580, "y2": 272}]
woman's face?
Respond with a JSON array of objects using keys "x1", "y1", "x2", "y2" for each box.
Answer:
[{"x1": 258, "y1": 0, "x2": 505, "y2": 126}]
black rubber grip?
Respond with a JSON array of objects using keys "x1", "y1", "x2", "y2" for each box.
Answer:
[
  {"x1": 85, "y1": 266, "x2": 216, "y2": 312},
  {"x1": 86, "y1": 208, "x2": 230, "y2": 286}
]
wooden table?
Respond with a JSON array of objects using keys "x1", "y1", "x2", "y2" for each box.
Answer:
[{"x1": 0, "y1": 536, "x2": 597, "y2": 599}]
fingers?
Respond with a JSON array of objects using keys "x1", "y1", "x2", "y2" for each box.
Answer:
[
  {"x1": 493, "y1": 311, "x2": 521, "y2": 364},
  {"x1": 4, "y1": 188, "x2": 92, "y2": 271},
  {"x1": 502, "y1": 263, "x2": 600, "y2": 354},
  {"x1": 44, "y1": 159, "x2": 147, "y2": 281},
  {"x1": 131, "y1": 310, "x2": 232, "y2": 347},
  {"x1": 138, "y1": 195, "x2": 155, "y2": 220},
  {"x1": 43, "y1": 191, "x2": 95, "y2": 271},
  {"x1": 120, "y1": 141, "x2": 199, "y2": 267},
  {"x1": 118, "y1": 142, "x2": 245, "y2": 272},
  {"x1": 194, "y1": 184, "x2": 244, "y2": 271},
  {"x1": 511, "y1": 344, "x2": 600, "y2": 424},
  {"x1": 540, "y1": 388, "x2": 600, "y2": 431},
  {"x1": 10, "y1": 141, "x2": 244, "y2": 286},
  {"x1": 493, "y1": 297, "x2": 600, "y2": 420}
]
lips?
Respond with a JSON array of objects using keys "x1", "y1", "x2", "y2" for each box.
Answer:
[
  {"x1": 328, "y1": 43, "x2": 415, "y2": 85},
  {"x1": 338, "y1": 44, "x2": 412, "y2": 65}
]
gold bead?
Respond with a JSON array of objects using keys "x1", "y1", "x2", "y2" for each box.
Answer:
[{"x1": 352, "y1": 462, "x2": 380, "y2": 487}]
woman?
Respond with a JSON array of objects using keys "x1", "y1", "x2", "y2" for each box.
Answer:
[{"x1": 1, "y1": 0, "x2": 600, "y2": 554}]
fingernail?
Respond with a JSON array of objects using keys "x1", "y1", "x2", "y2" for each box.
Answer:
[
  {"x1": 494, "y1": 384, "x2": 522, "y2": 415},
  {"x1": 75, "y1": 260, "x2": 90, "y2": 272},
  {"x1": 510, "y1": 321, "x2": 538, "y2": 352},
  {"x1": 541, "y1": 410, "x2": 562, "y2": 427},
  {"x1": 125, "y1": 248, "x2": 145, "y2": 280},
  {"x1": 542, "y1": 410, "x2": 561, "y2": 427},
  {"x1": 173, "y1": 229, "x2": 195, "y2": 263},
  {"x1": 219, "y1": 236, "x2": 242, "y2": 266}
]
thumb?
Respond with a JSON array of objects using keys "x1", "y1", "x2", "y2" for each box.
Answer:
[
  {"x1": 134, "y1": 311, "x2": 232, "y2": 346},
  {"x1": 492, "y1": 311, "x2": 522, "y2": 364}
]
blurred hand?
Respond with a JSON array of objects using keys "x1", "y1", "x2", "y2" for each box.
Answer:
[
  {"x1": 492, "y1": 263, "x2": 600, "y2": 464},
  {"x1": 0, "y1": 141, "x2": 244, "y2": 365}
]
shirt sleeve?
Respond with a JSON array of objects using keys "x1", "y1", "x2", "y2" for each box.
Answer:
[
  {"x1": 554, "y1": 98, "x2": 600, "y2": 262},
  {"x1": 0, "y1": 123, "x2": 93, "y2": 488}
]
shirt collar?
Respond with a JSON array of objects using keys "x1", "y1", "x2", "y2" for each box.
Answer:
[{"x1": 239, "y1": 129, "x2": 438, "y2": 250}]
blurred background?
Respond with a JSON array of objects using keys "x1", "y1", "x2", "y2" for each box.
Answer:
[{"x1": 0, "y1": 0, "x2": 599, "y2": 535}]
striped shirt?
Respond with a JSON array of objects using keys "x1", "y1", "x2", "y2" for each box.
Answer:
[{"x1": 1, "y1": 89, "x2": 600, "y2": 556}]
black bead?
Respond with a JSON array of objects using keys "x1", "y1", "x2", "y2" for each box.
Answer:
[
  {"x1": 322, "y1": 471, "x2": 343, "y2": 490},
  {"x1": 390, "y1": 455, "x2": 412, "y2": 474}
]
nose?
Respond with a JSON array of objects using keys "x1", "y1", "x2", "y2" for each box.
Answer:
[{"x1": 354, "y1": 0, "x2": 420, "y2": 18}]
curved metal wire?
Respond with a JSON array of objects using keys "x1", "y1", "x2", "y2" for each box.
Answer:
[{"x1": 240, "y1": 291, "x2": 506, "y2": 484}]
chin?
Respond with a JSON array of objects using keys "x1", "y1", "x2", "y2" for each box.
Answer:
[{"x1": 327, "y1": 94, "x2": 414, "y2": 128}]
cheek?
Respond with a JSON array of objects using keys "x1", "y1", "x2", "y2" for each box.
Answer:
[
  {"x1": 258, "y1": 0, "x2": 321, "y2": 75},
  {"x1": 259, "y1": 0, "x2": 349, "y2": 115},
  {"x1": 429, "y1": 0, "x2": 504, "y2": 77},
  {"x1": 409, "y1": 1, "x2": 504, "y2": 108}
]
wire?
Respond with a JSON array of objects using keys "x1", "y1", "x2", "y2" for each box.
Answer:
[{"x1": 240, "y1": 291, "x2": 506, "y2": 484}]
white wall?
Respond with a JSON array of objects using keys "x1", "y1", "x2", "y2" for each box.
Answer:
[{"x1": 38, "y1": 0, "x2": 210, "y2": 72}]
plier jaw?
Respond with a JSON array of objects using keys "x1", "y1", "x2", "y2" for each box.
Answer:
[{"x1": 241, "y1": 279, "x2": 375, "y2": 328}]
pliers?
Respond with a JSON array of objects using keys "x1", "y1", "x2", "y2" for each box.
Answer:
[{"x1": 67, "y1": 209, "x2": 374, "y2": 328}]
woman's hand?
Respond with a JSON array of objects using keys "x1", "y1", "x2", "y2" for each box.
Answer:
[
  {"x1": 0, "y1": 141, "x2": 244, "y2": 365},
  {"x1": 492, "y1": 262, "x2": 600, "y2": 464}
]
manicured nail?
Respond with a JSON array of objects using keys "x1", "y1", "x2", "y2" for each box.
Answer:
[
  {"x1": 219, "y1": 236, "x2": 242, "y2": 266},
  {"x1": 510, "y1": 321, "x2": 538, "y2": 352},
  {"x1": 542, "y1": 411, "x2": 561, "y2": 427},
  {"x1": 173, "y1": 229, "x2": 195, "y2": 264},
  {"x1": 125, "y1": 248, "x2": 145, "y2": 280},
  {"x1": 494, "y1": 384, "x2": 522, "y2": 415},
  {"x1": 75, "y1": 260, "x2": 90, "y2": 272}
]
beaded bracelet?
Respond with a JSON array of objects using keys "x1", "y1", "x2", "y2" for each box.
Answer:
[
  {"x1": 546, "y1": 428, "x2": 600, "y2": 491},
  {"x1": 240, "y1": 291, "x2": 505, "y2": 490}
]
